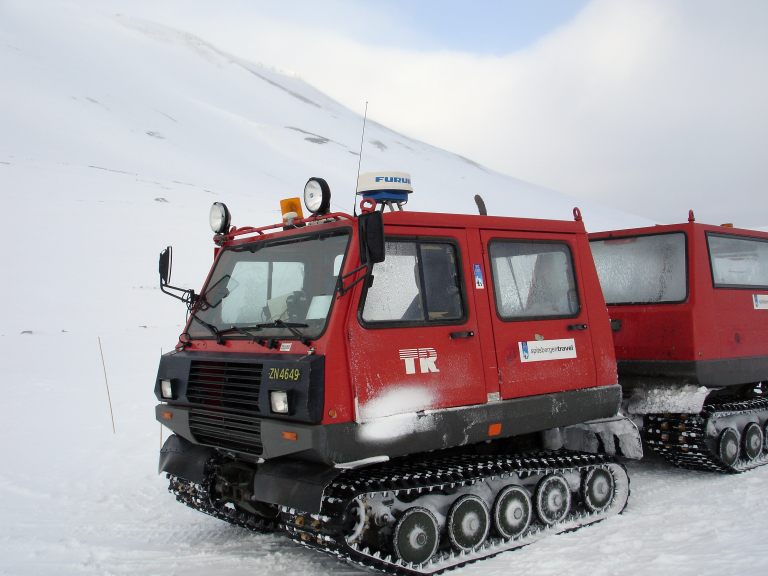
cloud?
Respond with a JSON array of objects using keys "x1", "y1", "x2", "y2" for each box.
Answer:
[{"x1": 85, "y1": 0, "x2": 768, "y2": 226}]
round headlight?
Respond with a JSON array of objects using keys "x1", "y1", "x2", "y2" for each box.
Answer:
[
  {"x1": 209, "y1": 202, "x2": 231, "y2": 233},
  {"x1": 303, "y1": 177, "x2": 331, "y2": 215}
]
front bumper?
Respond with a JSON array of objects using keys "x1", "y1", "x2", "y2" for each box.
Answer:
[{"x1": 157, "y1": 382, "x2": 623, "y2": 466}]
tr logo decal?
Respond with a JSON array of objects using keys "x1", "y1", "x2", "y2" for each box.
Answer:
[{"x1": 399, "y1": 348, "x2": 439, "y2": 374}]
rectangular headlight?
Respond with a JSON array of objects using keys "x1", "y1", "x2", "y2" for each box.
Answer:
[
  {"x1": 160, "y1": 379, "x2": 173, "y2": 399},
  {"x1": 270, "y1": 390, "x2": 290, "y2": 414}
]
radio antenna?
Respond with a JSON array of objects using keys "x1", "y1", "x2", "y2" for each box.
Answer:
[{"x1": 353, "y1": 100, "x2": 368, "y2": 216}]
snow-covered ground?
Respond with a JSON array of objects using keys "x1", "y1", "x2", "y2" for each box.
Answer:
[
  {"x1": 3, "y1": 330, "x2": 768, "y2": 576},
  {"x1": 2, "y1": 1, "x2": 767, "y2": 575}
]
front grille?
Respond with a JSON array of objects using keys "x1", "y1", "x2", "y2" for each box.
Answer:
[
  {"x1": 187, "y1": 360, "x2": 263, "y2": 414},
  {"x1": 189, "y1": 408, "x2": 263, "y2": 455}
]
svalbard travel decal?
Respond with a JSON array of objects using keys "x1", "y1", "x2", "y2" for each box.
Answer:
[{"x1": 519, "y1": 338, "x2": 577, "y2": 362}]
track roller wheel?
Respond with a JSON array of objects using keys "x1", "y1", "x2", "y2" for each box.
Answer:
[
  {"x1": 581, "y1": 466, "x2": 615, "y2": 513},
  {"x1": 718, "y1": 427, "x2": 741, "y2": 468},
  {"x1": 764, "y1": 423, "x2": 768, "y2": 452},
  {"x1": 392, "y1": 507, "x2": 440, "y2": 565},
  {"x1": 742, "y1": 422, "x2": 763, "y2": 460},
  {"x1": 493, "y1": 485, "x2": 532, "y2": 539},
  {"x1": 535, "y1": 474, "x2": 571, "y2": 526},
  {"x1": 344, "y1": 498, "x2": 366, "y2": 545},
  {"x1": 447, "y1": 494, "x2": 490, "y2": 551}
]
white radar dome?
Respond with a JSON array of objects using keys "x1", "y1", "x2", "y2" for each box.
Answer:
[{"x1": 357, "y1": 171, "x2": 413, "y2": 195}]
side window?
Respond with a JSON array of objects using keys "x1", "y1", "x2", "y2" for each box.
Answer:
[
  {"x1": 590, "y1": 233, "x2": 687, "y2": 304},
  {"x1": 362, "y1": 240, "x2": 464, "y2": 324},
  {"x1": 708, "y1": 233, "x2": 768, "y2": 288},
  {"x1": 489, "y1": 241, "x2": 579, "y2": 319}
]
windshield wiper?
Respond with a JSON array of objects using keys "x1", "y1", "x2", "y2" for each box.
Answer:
[
  {"x1": 215, "y1": 325, "x2": 276, "y2": 349},
  {"x1": 190, "y1": 314, "x2": 223, "y2": 344},
  {"x1": 258, "y1": 320, "x2": 309, "y2": 328},
  {"x1": 258, "y1": 319, "x2": 311, "y2": 345},
  {"x1": 189, "y1": 319, "x2": 311, "y2": 346},
  {"x1": 219, "y1": 322, "x2": 312, "y2": 347},
  {"x1": 217, "y1": 325, "x2": 263, "y2": 337}
]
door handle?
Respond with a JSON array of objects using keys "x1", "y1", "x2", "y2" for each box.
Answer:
[
  {"x1": 450, "y1": 331, "x2": 475, "y2": 339},
  {"x1": 567, "y1": 323, "x2": 588, "y2": 331}
]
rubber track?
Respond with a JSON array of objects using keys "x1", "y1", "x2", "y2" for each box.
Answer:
[
  {"x1": 168, "y1": 468, "x2": 279, "y2": 533},
  {"x1": 644, "y1": 396, "x2": 768, "y2": 473},
  {"x1": 281, "y1": 450, "x2": 629, "y2": 575}
]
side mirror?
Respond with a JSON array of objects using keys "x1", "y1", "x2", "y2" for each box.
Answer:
[
  {"x1": 158, "y1": 245, "x2": 197, "y2": 309},
  {"x1": 358, "y1": 211, "x2": 385, "y2": 265},
  {"x1": 159, "y1": 246, "x2": 172, "y2": 285}
]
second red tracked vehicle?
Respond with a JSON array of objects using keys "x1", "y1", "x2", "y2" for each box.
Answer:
[{"x1": 590, "y1": 212, "x2": 768, "y2": 472}]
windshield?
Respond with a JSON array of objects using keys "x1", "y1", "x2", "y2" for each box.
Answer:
[
  {"x1": 188, "y1": 230, "x2": 350, "y2": 340},
  {"x1": 590, "y1": 232, "x2": 687, "y2": 304}
]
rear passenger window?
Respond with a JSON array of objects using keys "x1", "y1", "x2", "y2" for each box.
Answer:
[
  {"x1": 361, "y1": 240, "x2": 464, "y2": 324},
  {"x1": 707, "y1": 233, "x2": 768, "y2": 289},
  {"x1": 489, "y1": 241, "x2": 579, "y2": 319},
  {"x1": 590, "y1": 233, "x2": 687, "y2": 304}
]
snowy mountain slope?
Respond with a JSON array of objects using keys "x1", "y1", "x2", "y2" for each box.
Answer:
[
  {"x1": 0, "y1": 0, "x2": 649, "y2": 338},
  {"x1": 3, "y1": 2, "x2": 767, "y2": 576}
]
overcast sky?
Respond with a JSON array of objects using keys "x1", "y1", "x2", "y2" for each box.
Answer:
[{"x1": 88, "y1": 0, "x2": 767, "y2": 226}]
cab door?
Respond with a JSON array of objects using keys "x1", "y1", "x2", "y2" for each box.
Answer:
[
  {"x1": 480, "y1": 230, "x2": 597, "y2": 399},
  {"x1": 347, "y1": 227, "x2": 486, "y2": 421}
]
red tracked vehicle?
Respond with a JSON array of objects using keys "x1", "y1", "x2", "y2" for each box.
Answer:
[
  {"x1": 590, "y1": 212, "x2": 768, "y2": 472},
  {"x1": 155, "y1": 174, "x2": 640, "y2": 574}
]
